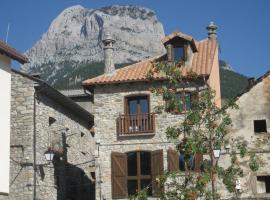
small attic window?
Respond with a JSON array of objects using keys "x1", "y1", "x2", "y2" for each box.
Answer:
[
  {"x1": 254, "y1": 120, "x2": 267, "y2": 133},
  {"x1": 174, "y1": 47, "x2": 185, "y2": 61},
  {"x1": 166, "y1": 44, "x2": 187, "y2": 62}
]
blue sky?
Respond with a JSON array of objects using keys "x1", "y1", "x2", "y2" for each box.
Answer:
[{"x1": 0, "y1": 0, "x2": 269, "y2": 77}]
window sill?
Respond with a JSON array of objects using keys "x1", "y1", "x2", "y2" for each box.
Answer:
[
  {"x1": 255, "y1": 193, "x2": 270, "y2": 198},
  {"x1": 254, "y1": 132, "x2": 268, "y2": 134}
]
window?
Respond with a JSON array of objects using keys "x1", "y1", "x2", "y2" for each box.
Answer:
[
  {"x1": 257, "y1": 176, "x2": 270, "y2": 193},
  {"x1": 126, "y1": 95, "x2": 149, "y2": 115},
  {"x1": 254, "y1": 120, "x2": 267, "y2": 133},
  {"x1": 167, "y1": 149, "x2": 203, "y2": 172},
  {"x1": 119, "y1": 95, "x2": 154, "y2": 134},
  {"x1": 166, "y1": 92, "x2": 197, "y2": 113},
  {"x1": 127, "y1": 151, "x2": 152, "y2": 196},
  {"x1": 179, "y1": 154, "x2": 195, "y2": 171},
  {"x1": 111, "y1": 150, "x2": 163, "y2": 199},
  {"x1": 174, "y1": 47, "x2": 184, "y2": 61}
]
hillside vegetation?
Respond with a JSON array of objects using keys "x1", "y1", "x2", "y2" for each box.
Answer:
[
  {"x1": 54, "y1": 60, "x2": 249, "y2": 104},
  {"x1": 219, "y1": 60, "x2": 249, "y2": 103}
]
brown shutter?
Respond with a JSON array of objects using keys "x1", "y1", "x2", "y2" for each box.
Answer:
[
  {"x1": 151, "y1": 149, "x2": 164, "y2": 197},
  {"x1": 191, "y1": 92, "x2": 199, "y2": 108},
  {"x1": 183, "y1": 44, "x2": 188, "y2": 61},
  {"x1": 111, "y1": 152, "x2": 127, "y2": 199},
  {"x1": 167, "y1": 149, "x2": 179, "y2": 172},
  {"x1": 194, "y1": 153, "x2": 203, "y2": 172},
  {"x1": 166, "y1": 44, "x2": 173, "y2": 62}
]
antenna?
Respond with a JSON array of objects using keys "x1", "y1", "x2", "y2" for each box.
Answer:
[{"x1": 5, "y1": 23, "x2": 10, "y2": 43}]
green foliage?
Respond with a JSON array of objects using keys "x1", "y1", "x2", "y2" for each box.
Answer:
[
  {"x1": 51, "y1": 61, "x2": 135, "y2": 90},
  {"x1": 128, "y1": 188, "x2": 149, "y2": 200},
  {"x1": 220, "y1": 67, "x2": 249, "y2": 104},
  {"x1": 249, "y1": 153, "x2": 260, "y2": 172},
  {"x1": 147, "y1": 60, "x2": 258, "y2": 200},
  {"x1": 236, "y1": 142, "x2": 248, "y2": 158}
]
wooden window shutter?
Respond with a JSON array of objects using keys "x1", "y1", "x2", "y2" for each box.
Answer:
[
  {"x1": 151, "y1": 149, "x2": 164, "y2": 197},
  {"x1": 194, "y1": 153, "x2": 203, "y2": 172},
  {"x1": 167, "y1": 149, "x2": 179, "y2": 172},
  {"x1": 166, "y1": 44, "x2": 173, "y2": 62},
  {"x1": 191, "y1": 92, "x2": 199, "y2": 108},
  {"x1": 111, "y1": 152, "x2": 127, "y2": 199},
  {"x1": 183, "y1": 44, "x2": 188, "y2": 61}
]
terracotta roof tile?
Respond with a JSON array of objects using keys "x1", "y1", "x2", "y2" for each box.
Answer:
[
  {"x1": 0, "y1": 40, "x2": 28, "y2": 64},
  {"x1": 82, "y1": 38, "x2": 217, "y2": 86}
]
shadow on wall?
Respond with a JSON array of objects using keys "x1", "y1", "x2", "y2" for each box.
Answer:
[
  {"x1": 52, "y1": 133, "x2": 95, "y2": 200},
  {"x1": 53, "y1": 158, "x2": 95, "y2": 200}
]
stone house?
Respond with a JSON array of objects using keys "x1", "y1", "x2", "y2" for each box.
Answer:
[
  {"x1": 4, "y1": 69, "x2": 95, "y2": 200},
  {"x1": 82, "y1": 22, "x2": 221, "y2": 200},
  {"x1": 0, "y1": 40, "x2": 28, "y2": 195},
  {"x1": 221, "y1": 71, "x2": 270, "y2": 199},
  {"x1": 0, "y1": 41, "x2": 96, "y2": 200}
]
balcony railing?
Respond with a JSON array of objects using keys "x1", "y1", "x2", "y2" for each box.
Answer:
[{"x1": 117, "y1": 113, "x2": 155, "y2": 136}]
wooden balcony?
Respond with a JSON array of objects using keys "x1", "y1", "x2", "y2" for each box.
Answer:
[{"x1": 117, "y1": 113, "x2": 155, "y2": 136}]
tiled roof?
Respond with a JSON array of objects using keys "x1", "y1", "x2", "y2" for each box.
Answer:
[
  {"x1": 82, "y1": 38, "x2": 217, "y2": 86},
  {"x1": 161, "y1": 32, "x2": 194, "y2": 43},
  {"x1": 0, "y1": 40, "x2": 28, "y2": 64},
  {"x1": 161, "y1": 31, "x2": 198, "y2": 52}
]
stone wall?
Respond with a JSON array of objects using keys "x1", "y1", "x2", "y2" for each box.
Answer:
[
  {"x1": 93, "y1": 82, "x2": 202, "y2": 200},
  {"x1": 222, "y1": 74, "x2": 270, "y2": 199},
  {"x1": 0, "y1": 72, "x2": 95, "y2": 200}
]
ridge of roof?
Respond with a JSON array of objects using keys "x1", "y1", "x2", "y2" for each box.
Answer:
[{"x1": 0, "y1": 40, "x2": 28, "y2": 64}]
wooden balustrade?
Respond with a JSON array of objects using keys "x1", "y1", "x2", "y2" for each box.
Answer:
[{"x1": 117, "y1": 113, "x2": 155, "y2": 136}]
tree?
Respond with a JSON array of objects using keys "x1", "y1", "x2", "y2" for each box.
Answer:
[{"x1": 131, "y1": 61, "x2": 260, "y2": 200}]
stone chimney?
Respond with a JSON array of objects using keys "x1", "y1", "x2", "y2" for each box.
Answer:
[
  {"x1": 206, "y1": 21, "x2": 218, "y2": 39},
  {"x1": 102, "y1": 33, "x2": 115, "y2": 74}
]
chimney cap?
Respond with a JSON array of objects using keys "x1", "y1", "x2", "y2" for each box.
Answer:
[
  {"x1": 206, "y1": 21, "x2": 218, "y2": 39},
  {"x1": 102, "y1": 33, "x2": 115, "y2": 44}
]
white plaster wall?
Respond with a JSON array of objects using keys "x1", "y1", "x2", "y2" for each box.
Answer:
[{"x1": 0, "y1": 54, "x2": 11, "y2": 194}]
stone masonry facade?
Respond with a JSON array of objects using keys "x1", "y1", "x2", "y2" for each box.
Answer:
[
  {"x1": 93, "y1": 82, "x2": 205, "y2": 200},
  {"x1": 0, "y1": 72, "x2": 95, "y2": 200}
]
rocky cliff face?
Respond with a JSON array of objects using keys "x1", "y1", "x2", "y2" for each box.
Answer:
[{"x1": 22, "y1": 5, "x2": 166, "y2": 88}]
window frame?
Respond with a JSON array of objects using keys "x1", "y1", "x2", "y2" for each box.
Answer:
[
  {"x1": 171, "y1": 44, "x2": 188, "y2": 62},
  {"x1": 165, "y1": 91, "x2": 197, "y2": 114},
  {"x1": 126, "y1": 151, "x2": 152, "y2": 196},
  {"x1": 124, "y1": 94, "x2": 150, "y2": 115}
]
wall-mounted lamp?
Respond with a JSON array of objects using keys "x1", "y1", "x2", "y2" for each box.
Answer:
[
  {"x1": 235, "y1": 179, "x2": 241, "y2": 191},
  {"x1": 213, "y1": 149, "x2": 221, "y2": 159},
  {"x1": 44, "y1": 150, "x2": 55, "y2": 161}
]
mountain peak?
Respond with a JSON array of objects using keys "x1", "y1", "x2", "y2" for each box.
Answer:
[{"x1": 22, "y1": 5, "x2": 165, "y2": 88}]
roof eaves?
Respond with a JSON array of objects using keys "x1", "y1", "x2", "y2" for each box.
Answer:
[
  {"x1": 0, "y1": 40, "x2": 29, "y2": 64},
  {"x1": 11, "y1": 69, "x2": 93, "y2": 125}
]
